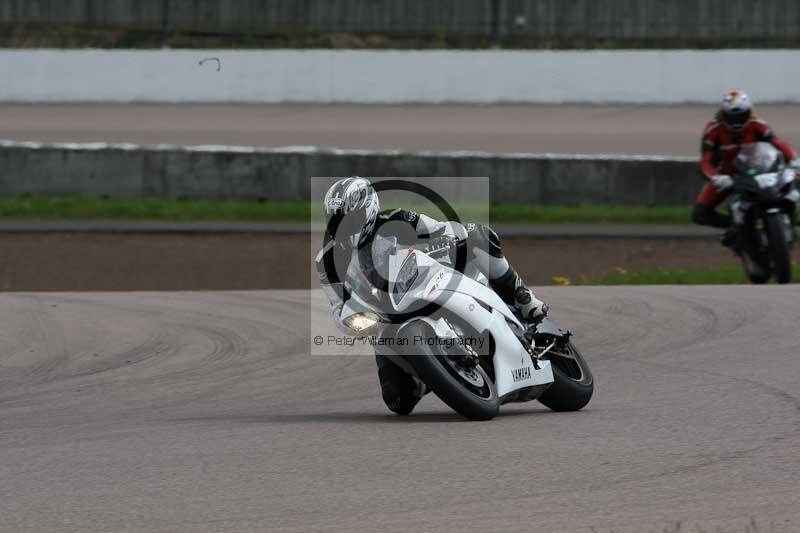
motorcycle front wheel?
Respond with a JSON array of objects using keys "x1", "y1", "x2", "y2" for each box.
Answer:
[
  {"x1": 763, "y1": 213, "x2": 793, "y2": 284},
  {"x1": 737, "y1": 223, "x2": 771, "y2": 284},
  {"x1": 401, "y1": 321, "x2": 499, "y2": 421}
]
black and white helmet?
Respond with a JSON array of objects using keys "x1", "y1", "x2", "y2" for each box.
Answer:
[{"x1": 323, "y1": 177, "x2": 380, "y2": 247}]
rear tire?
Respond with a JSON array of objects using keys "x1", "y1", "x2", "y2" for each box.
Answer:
[
  {"x1": 764, "y1": 213, "x2": 793, "y2": 284},
  {"x1": 402, "y1": 321, "x2": 499, "y2": 421},
  {"x1": 538, "y1": 341, "x2": 594, "y2": 412}
]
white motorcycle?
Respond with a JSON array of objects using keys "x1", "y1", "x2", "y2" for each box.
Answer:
[{"x1": 337, "y1": 234, "x2": 594, "y2": 420}]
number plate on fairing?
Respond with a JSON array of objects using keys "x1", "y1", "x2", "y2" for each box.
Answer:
[{"x1": 495, "y1": 355, "x2": 554, "y2": 397}]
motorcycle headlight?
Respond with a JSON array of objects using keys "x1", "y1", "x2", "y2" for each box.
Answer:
[
  {"x1": 392, "y1": 252, "x2": 419, "y2": 301},
  {"x1": 343, "y1": 311, "x2": 383, "y2": 334}
]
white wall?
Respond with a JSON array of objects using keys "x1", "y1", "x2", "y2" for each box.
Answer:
[{"x1": 1, "y1": 49, "x2": 797, "y2": 104}]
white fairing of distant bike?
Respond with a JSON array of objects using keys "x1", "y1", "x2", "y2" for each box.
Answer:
[
  {"x1": 388, "y1": 247, "x2": 554, "y2": 398},
  {"x1": 754, "y1": 172, "x2": 779, "y2": 189}
]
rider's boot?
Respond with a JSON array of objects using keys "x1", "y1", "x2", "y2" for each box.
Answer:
[
  {"x1": 377, "y1": 357, "x2": 426, "y2": 416},
  {"x1": 692, "y1": 205, "x2": 738, "y2": 250},
  {"x1": 720, "y1": 225, "x2": 742, "y2": 254},
  {"x1": 720, "y1": 226, "x2": 737, "y2": 248},
  {"x1": 514, "y1": 286, "x2": 548, "y2": 323},
  {"x1": 490, "y1": 268, "x2": 547, "y2": 365},
  {"x1": 490, "y1": 267, "x2": 548, "y2": 323}
]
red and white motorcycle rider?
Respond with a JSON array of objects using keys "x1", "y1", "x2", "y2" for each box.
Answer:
[{"x1": 691, "y1": 90, "x2": 800, "y2": 244}]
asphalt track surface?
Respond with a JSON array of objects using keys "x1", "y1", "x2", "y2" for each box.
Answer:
[
  {"x1": 1, "y1": 287, "x2": 799, "y2": 532},
  {"x1": 3, "y1": 103, "x2": 800, "y2": 156}
]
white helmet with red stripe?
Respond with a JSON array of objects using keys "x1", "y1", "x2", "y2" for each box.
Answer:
[
  {"x1": 720, "y1": 90, "x2": 753, "y2": 131},
  {"x1": 323, "y1": 177, "x2": 380, "y2": 247}
]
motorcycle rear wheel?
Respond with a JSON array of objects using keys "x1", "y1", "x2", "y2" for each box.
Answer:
[{"x1": 538, "y1": 340, "x2": 594, "y2": 412}]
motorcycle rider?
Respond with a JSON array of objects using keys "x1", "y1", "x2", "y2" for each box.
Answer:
[
  {"x1": 316, "y1": 177, "x2": 547, "y2": 415},
  {"x1": 692, "y1": 90, "x2": 799, "y2": 244}
]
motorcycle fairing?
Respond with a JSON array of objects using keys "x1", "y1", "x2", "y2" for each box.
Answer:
[{"x1": 388, "y1": 249, "x2": 554, "y2": 397}]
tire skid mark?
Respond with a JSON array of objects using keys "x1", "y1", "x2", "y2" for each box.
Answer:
[
  {"x1": 17, "y1": 294, "x2": 72, "y2": 384},
  {"x1": 597, "y1": 350, "x2": 800, "y2": 458},
  {"x1": 558, "y1": 288, "x2": 764, "y2": 362}
]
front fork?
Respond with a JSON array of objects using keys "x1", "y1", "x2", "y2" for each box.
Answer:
[
  {"x1": 765, "y1": 208, "x2": 797, "y2": 245},
  {"x1": 729, "y1": 199, "x2": 758, "y2": 244},
  {"x1": 730, "y1": 199, "x2": 796, "y2": 249}
]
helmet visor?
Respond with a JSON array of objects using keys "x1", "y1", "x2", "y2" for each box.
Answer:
[
  {"x1": 326, "y1": 208, "x2": 367, "y2": 243},
  {"x1": 723, "y1": 109, "x2": 751, "y2": 129}
]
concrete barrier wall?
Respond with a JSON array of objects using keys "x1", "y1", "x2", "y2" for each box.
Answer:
[
  {"x1": 2, "y1": 49, "x2": 798, "y2": 103},
  {"x1": 1, "y1": 0, "x2": 798, "y2": 43},
  {"x1": 0, "y1": 140, "x2": 700, "y2": 205}
]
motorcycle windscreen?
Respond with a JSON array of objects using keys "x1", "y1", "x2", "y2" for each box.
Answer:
[{"x1": 735, "y1": 142, "x2": 783, "y2": 176}]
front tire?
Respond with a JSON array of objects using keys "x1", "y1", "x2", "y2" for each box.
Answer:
[
  {"x1": 741, "y1": 252, "x2": 770, "y2": 284},
  {"x1": 538, "y1": 341, "x2": 594, "y2": 412},
  {"x1": 402, "y1": 322, "x2": 499, "y2": 421},
  {"x1": 764, "y1": 213, "x2": 793, "y2": 284},
  {"x1": 737, "y1": 224, "x2": 771, "y2": 284}
]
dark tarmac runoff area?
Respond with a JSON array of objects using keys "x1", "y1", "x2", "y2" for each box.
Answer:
[
  {"x1": 2, "y1": 103, "x2": 800, "y2": 155},
  {"x1": 1, "y1": 230, "x2": 798, "y2": 291},
  {"x1": 0, "y1": 287, "x2": 798, "y2": 532}
]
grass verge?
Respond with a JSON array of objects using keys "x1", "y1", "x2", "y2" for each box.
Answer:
[
  {"x1": 0, "y1": 196, "x2": 694, "y2": 225},
  {"x1": 491, "y1": 204, "x2": 691, "y2": 224},
  {"x1": 565, "y1": 264, "x2": 800, "y2": 285}
]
